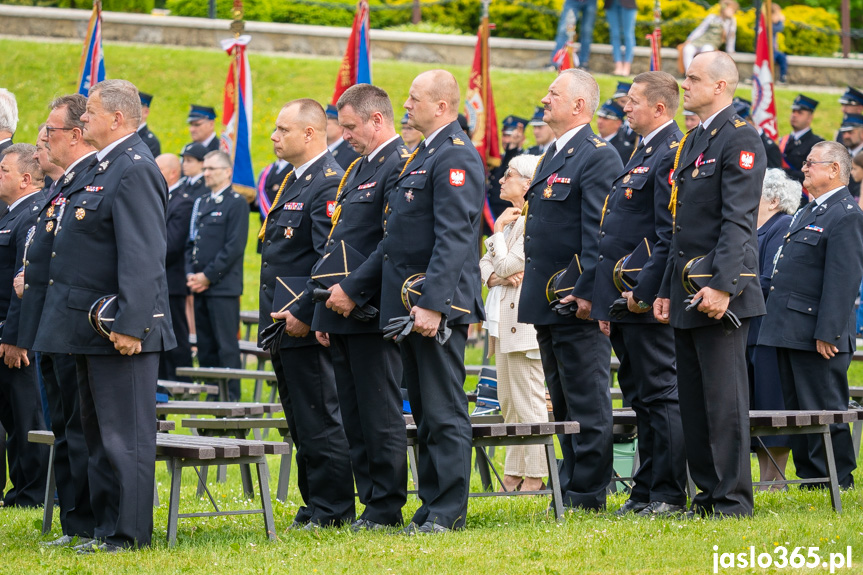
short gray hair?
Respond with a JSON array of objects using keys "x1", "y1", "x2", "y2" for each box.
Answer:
[
  {"x1": 558, "y1": 69, "x2": 600, "y2": 117},
  {"x1": 2, "y1": 143, "x2": 43, "y2": 182},
  {"x1": 204, "y1": 150, "x2": 232, "y2": 169},
  {"x1": 508, "y1": 154, "x2": 541, "y2": 181},
  {"x1": 90, "y1": 79, "x2": 142, "y2": 126},
  {"x1": 761, "y1": 168, "x2": 801, "y2": 215},
  {"x1": 0, "y1": 88, "x2": 18, "y2": 134},
  {"x1": 50, "y1": 94, "x2": 88, "y2": 131},
  {"x1": 812, "y1": 140, "x2": 852, "y2": 185}
]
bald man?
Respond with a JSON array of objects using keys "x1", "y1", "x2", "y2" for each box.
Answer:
[
  {"x1": 376, "y1": 70, "x2": 485, "y2": 533},
  {"x1": 655, "y1": 51, "x2": 766, "y2": 518},
  {"x1": 157, "y1": 153, "x2": 195, "y2": 381}
]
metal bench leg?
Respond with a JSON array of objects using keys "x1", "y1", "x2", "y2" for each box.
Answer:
[
  {"x1": 475, "y1": 446, "x2": 493, "y2": 491},
  {"x1": 217, "y1": 464, "x2": 227, "y2": 484},
  {"x1": 407, "y1": 446, "x2": 419, "y2": 495},
  {"x1": 820, "y1": 429, "x2": 842, "y2": 512},
  {"x1": 154, "y1": 481, "x2": 160, "y2": 507},
  {"x1": 253, "y1": 379, "x2": 262, "y2": 403},
  {"x1": 197, "y1": 464, "x2": 209, "y2": 497},
  {"x1": 240, "y1": 462, "x2": 255, "y2": 499},
  {"x1": 852, "y1": 420, "x2": 861, "y2": 461},
  {"x1": 277, "y1": 438, "x2": 293, "y2": 502},
  {"x1": 41, "y1": 442, "x2": 56, "y2": 534},
  {"x1": 545, "y1": 442, "x2": 564, "y2": 520},
  {"x1": 166, "y1": 458, "x2": 183, "y2": 546},
  {"x1": 254, "y1": 458, "x2": 276, "y2": 540}
]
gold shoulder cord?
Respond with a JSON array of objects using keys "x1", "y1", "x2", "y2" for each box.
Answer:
[
  {"x1": 667, "y1": 128, "x2": 693, "y2": 230},
  {"x1": 399, "y1": 147, "x2": 419, "y2": 177},
  {"x1": 257, "y1": 170, "x2": 294, "y2": 240},
  {"x1": 599, "y1": 194, "x2": 610, "y2": 229},
  {"x1": 327, "y1": 157, "x2": 362, "y2": 241}
]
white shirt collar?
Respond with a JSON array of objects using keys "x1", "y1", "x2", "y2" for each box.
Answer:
[
  {"x1": 96, "y1": 132, "x2": 135, "y2": 161},
  {"x1": 423, "y1": 123, "x2": 452, "y2": 149},
  {"x1": 7, "y1": 190, "x2": 40, "y2": 213},
  {"x1": 64, "y1": 151, "x2": 97, "y2": 175},
  {"x1": 168, "y1": 180, "x2": 183, "y2": 194},
  {"x1": 700, "y1": 104, "x2": 731, "y2": 131},
  {"x1": 275, "y1": 159, "x2": 289, "y2": 171},
  {"x1": 849, "y1": 142, "x2": 863, "y2": 157},
  {"x1": 202, "y1": 133, "x2": 216, "y2": 148},
  {"x1": 367, "y1": 135, "x2": 400, "y2": 162},
  {"x1": 327, "y1": 137, "x2": 345, "y2": 153},
  {"x1": 0, "y1": 138, "x2": 11, "y2": 145},
  {"x1": 188, "y1": 173, "x2": 204, "y2": 184},
  {"x1": 210, "y1": 185, "x2": 231, "y2": 199},
  {"x1": 553, "y1": 123, "x2": 587, "y2": 155},
  {"x1": 603, "y1": 131, "x2": 617, "y2": 143},
  {"x1": 814, "y1": 186, "x2": 846, "y2": 205},
  {"x1": 294, "y1": 149, "x2": 328, "y2": 180},
  {"x1": 642, "y1": 120, "x2": 675, "y2": 146},
  {"x1": 792, "y1": 127, "x2": 811, "y2": 140},
  {"x1": 138, "y1": 122, "x2": 148, "y2": 131}
]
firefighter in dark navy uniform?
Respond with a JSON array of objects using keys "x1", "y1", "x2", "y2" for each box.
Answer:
[
  {"x1": 326, "y1": 104, "x2": 360, "y2": 169},
  {"x1": 136, "y1": 91, "x2": 160, "y2": 159}
]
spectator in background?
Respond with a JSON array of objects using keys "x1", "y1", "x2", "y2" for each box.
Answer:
[
  {"x1": 553, "y1": 0, "x2": 598, "y2": 71},
  {"x1": 399, "y1": 112, "x2": 423, "y2": 153},
  {"x1": 683, "y1": 110, "x2": 699, "y2": 132},
  {"x1": 839, "y1": 115, "x2": 863, "y2": 200},
  {"x1": 605, "y1": 0, "x2": 637, "y2": 77},
  {"x1": 487, "y1": 115, "x2": 527, "y2": 222},
  {"x1": 596, "y1": 99, "x2": 633, "y2": 161},
  {"x1": 681, "y1": 0, "x2": 738, "y2": 72},
  {"x1": 733, "y1": 97, "x2": 782, "y2": 169},
  {"x1": 747, "y1": 169, "x2": 799, "y2": 489},
  {"x1": 480, "y1": 153, "x2": 548, "y2": 494},
  {"x1": 836, "y1": 87, "x2": 863, "y2": 143},
  {"x1": 854, "y1": 151, "x2": 863, "y2": 209},
  {"x1": 771, "y1": 4, "x2": 788, "y2": 84},
  {"x1": 526, "y1": 107, "x2": 554, "y2": 156},
  {"x1": 0, "y1": 88, "x2": 17, "y2": 155}
]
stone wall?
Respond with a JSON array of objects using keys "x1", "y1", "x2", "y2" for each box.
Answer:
[{"x1": 1, "y1": 4, "x2": 860, "y2": 86}]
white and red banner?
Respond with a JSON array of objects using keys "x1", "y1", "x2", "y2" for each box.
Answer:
[{"x1": 751, "y1": 12, "x2": 778, "y2": 140}]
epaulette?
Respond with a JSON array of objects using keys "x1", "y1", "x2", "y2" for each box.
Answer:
[
  {"x1": 400, "y1": 149, "x2": 411, "y2": 158},
  {"x1": 232, "y1": 192, "x2": 240, "y2": 199},
  {"x1": 731, "y1": 114, "x2": 747, "y2": 128},
  {"x1": 324, "y1": 167, "x2": 339, "y2": 178},
  {"x1": 669, "y1": 141, "x2": 679, "y2": 149},
  {"x1": 590, "y1": 136, "x2": 607, "y2": 148},
  {"x1": 125, "y1": 148, "x2": 144, "y2": 161},
  {"x1": 451, "y1": 135, "x2": 466, "y2": 146}
]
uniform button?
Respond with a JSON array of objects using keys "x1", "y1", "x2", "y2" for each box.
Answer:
[
  {"x1": 37, "y1": 217, "x2": 40, "y2": 222},
  {"x1": 835, "y1": 335, "x2": 841, "y2": 339},
  {"x1": 597, "y1": 255, "x2": 603, "y2": 261},
  {"x1": 267, "y1": 240, "x2": 272, "y2": 246},
  {"x1": 445, "y1": 299, "x2": 451, "y2": 304},
  {"x1": 510, "y1": 302, "x2": 515, "y2": 309},
  {"x1": 600, "y1": 231, "x2": 605, "y2": 237},
  {"x1": 263, "y1": 285, "x2": 268, "y2": 291},
  {"x1": 48, "y1": 279, "x2": 54, "y2": 285},
  {"x1": 732, "y1": 278, "x2": 737, "y2": 285},
  {"x1": 525, "y1": 236, "x2": 530, "y2": 242},
  {"x1": 24, "y1": 284, "x2": 28, "y2": 290},
  {"x1": 383, "y1": 232, "x2": 388, "y2": 238},
  {"x1": 527, "y1": 214, "x2": 533, "y2": 220},
  {"x1": 675, "y1": 226, "x2": 681, "y2": 232},
  {"x1": 530, "y1": 193, "x2": 535, "y2": 199},
  {"x1": 383, "y1": 255, "x2": 389, "y2": 261},
  {"x1": 678, "y1": 251, "x2": 684, "y2": 257},
  {"x1": 328, "y1": 240, "x2": 334, "y2": 245},
  {"x1": 511, "y1": 327, "x2": 517, "y2": 333},
  {"x1": 779, "y1": 254, "x2": 783, "y2": 258},
  {"x1": 263, "y1": 262, "x2": 268, "y2": 268},
  {"x1": 51, "y1": 252, "x2": 56, "y2": 258},
  {"x1": 144, "y1": 328, "x2": 150, "y2": 333},
  {"x1": 677, "y1": 201, "x2": 682, "y2": 206},
  {"x1": 808, "y1": 308, "x2": 812, "y2": 312},
  {"x1": 526, "y1": 257, "x2": 531, "y2": 263},
  {"x1": 769, "y1": 286, "x2": 774, "y2": 291}
]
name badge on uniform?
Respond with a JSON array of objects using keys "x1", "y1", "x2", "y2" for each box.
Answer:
[{"x1": 283, "y1": 202, "x2": 304, "y2": 211}]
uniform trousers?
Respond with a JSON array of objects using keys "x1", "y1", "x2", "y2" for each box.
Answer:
[
  {"x1": 76, "y1": 352, "x2": 158, "y2": 547},
  {"x1": 40, "y1": 352, "x2": 94, "y2": 536},
  {"x1": 775, "y1": 348, "x2": 856, "y2": 488},
  {"x1": 610, "y1": 322, "x2": 686, "y2": 506},
  {"x1": 194, "y1": 295, "x2": 241, "y2": 400},
  {"x1": 400, "y1": 326, "x2": 472, "y2": 529},
  {"x1": 159, "y1": 294, "x2": 193, "y2": 382},
  {"x1": 0, "y1": 354, "x2": 48, "y2": 508},
  {"x1": 674, "y1": 321, "x2": 753, "y2": 516},
  {"x1": 329, "y1": 333, "x2": 406, "y2": 526},
  {"x1": 535, "y1": 323, "x2": 612, "y2": 510},
  {"x1": 271, "y1": 345, "x2": 354, "y2": 526},
  {"x1": 493, "y1": 347, "x2": 549, "y2": 478}
]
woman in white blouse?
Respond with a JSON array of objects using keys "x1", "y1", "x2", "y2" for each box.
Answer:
[{"x1": 479, "y1": 154, "x2": 548, "y2": 492}]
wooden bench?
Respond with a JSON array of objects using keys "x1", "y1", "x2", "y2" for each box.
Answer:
[
  {"x1": 236, "y1": 340, "x2": 276, "y2": 401},
  {"x1": 180, "y1": 417, "x2": 294, "y2": 501},
  {"x1": 28, "y1": 420, "x2": 176, "y2": 535},
  {"x1": 155, "y1": 400, "x2": 282, "y2": 419},
  {"x1": 406, "y1": 420, "x2": 580, "y2": 520},
  {"x1": 240, "y1": 310, "x2": 259, "y2": 341},
  {"x1": 158, "y1": 379, "x2": 219, "y2": 400},
  {"x1": 612, "y1": 408, "x2": 861, "y2": 512},
  {"x1": 175, "y1": 366, "x2": 279, "y2": 403},
  {"x1": 155, "y1": 433, "x2": 290, "y2": 546}
]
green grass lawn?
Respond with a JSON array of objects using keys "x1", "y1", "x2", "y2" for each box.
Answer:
[{"x1": 2, "y1": 36, "x2": 862, "y2": 575}]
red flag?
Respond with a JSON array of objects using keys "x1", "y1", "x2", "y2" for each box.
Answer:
[
  {"x1": 332, "y1": 1, "x2": 371, "y2": 105},
  {"x1": 752, "y1": 12, "x2": 778, "y2": 140},
  {"x1": 553, "y1": 43, "x2": 576, "y2": 71},
  {"x1": 464, "y1": 19, "x2": 500, "y2": 171}
]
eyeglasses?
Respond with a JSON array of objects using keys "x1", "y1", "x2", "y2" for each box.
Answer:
[
  {"x1": 202, "y1": 166, "x2": 229, "y2": 172},
  {"x1": 501, "y1": 169, "x2": 525, "y2": 181},
  {"x1": 802, "y1": 159, "x2": 834, "y2": 168},
  {"x1": 45, "y1": 126, "x2": 74, "y2": 136}
]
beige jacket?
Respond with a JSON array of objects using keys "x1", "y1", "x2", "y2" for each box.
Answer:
[{"x1": 479, "y1": 216, "x2": 540, "y2": 356}]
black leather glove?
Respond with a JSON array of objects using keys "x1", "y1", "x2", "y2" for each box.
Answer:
[
  {"x1": 608, "y1": 298, "x2": 630, "y2": 320},
  {"x1": 259, "y1": 319, "x2": 286, "y2": 353}
]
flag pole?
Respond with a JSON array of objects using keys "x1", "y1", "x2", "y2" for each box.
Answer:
[
  {"x1": 481, "y1": 0, "x2": 490, "y2": 138},
  {"x1": 764, "y1": 0, "x2": 774, "y2": 82},
  {"x1": 229, "y1": 0, "x2": 244, "y2": 164}
]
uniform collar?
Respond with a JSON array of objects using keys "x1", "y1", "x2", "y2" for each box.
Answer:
[
  {"x1": 641, "y1": 120, "x2": 675, "y2": 146},
  {"x1": 96, "y1": 132, "x2": 135, "y2": 161},
  {"x1": 366, "y1": 134, "x2": 400, "y2": 163},
  {"x1": 7, "y1": 190, "x2": 40, "y2": 213},
  {"x1": 64, "y1": 151, "x2": 97, "y2": 175},
  {"x1": 294, "y1": 149, "x2": 328, "y2": 180},
  {"x1": 553, "y1": 123, "x2": 587, "y2": 156}
]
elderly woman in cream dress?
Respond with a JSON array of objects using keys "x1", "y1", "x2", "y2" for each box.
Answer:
[{"x1": 480, "y1": 154, "x2": 548, "y2": 492}]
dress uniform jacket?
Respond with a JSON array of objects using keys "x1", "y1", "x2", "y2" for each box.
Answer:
[
  {"x1": 658, "y1": 108, "x2": 767, "y2": 327},
  {"x1": 377, "y1": 121, "x2": 485, "y2": 326},
  {"x1": 519, "y1": 125, "x2": 623, "y2": 326},
  {"x1": 479, "y1": 216, "x2": 539, "y2": 355},
  {"x1": 166, "y1": 184, "x2": 197, "y2": 296},
  {"x1": 330, "y1": 139, "x2": 361, "y2": 170},
  {"x1": 761, "y1": 132, "x2": 782, "y2": 169},
  {"x1": 313, "y1": 138, "x2": 409, "y2": 335},
  {"x1": 593, "y1": 122, "x2": 681, "y2": 321},
  {"x1": 33, "y1": 134, "x2": 176, "y2": 355},
  {"x1": 258, "y1": 153, "x2": 343, "y2": 346},
  {"x1": 257, "y1": 161, "x2": 292, "y2": 222},
  {"x1": 136, "y1": 124, "x2": 160, "y2": 159},
  {"x1": 185, "y1": 188, "x2": 249, "y2": 297},
  {"x1": 780, "y1": 129, "x2": 824, "y2": 183},
  {"x1": 607, "y1": 128, "x2": 635, "y2": 163},
  {"x1": 759, "y1": 188, "x2": 863, "y2": 352},
  {"x1": 180, "y1": 175, "x2": 208, "y2": 200},
  {"x1": 486, "y1": 147, "x2": 524, "y2": 220}
]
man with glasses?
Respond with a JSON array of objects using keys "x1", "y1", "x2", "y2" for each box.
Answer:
[
  {"x1": 185, "y1": 150, "x2": 248, "y2": 401},
  {"x1": 16, "y1": 95, "x2": 97, "y2": 545},
  {"x1": 759, "y1": 141, "x2": 863, "y2": 490},
  {"x1": 184, "y1": 104, "x2": 219, "y2": 153}
]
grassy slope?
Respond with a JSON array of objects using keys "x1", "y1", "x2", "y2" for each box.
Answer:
[{"x1": 1, "y1": 37, "x2": 861, "y2": 575}]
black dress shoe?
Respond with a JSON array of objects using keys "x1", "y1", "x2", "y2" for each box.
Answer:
[
  {"x1": 614, "y1": 499, "x2": 649, "y2": 516},
  {"x1": 41, "y1": 535, "x2": 94, "y2": 548},
  {"x1": 286, "y1": 520, "x2": 307, "y2": 531},
  {"x1": 415, "y1": 521, "x2": 451, "y2": 534},
  {"x1": 637, "y1": 501, "x2": 686, "y2": 517},
  {"x1": 351, "y1": 519, "x2": 391, "y2": 532}
]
